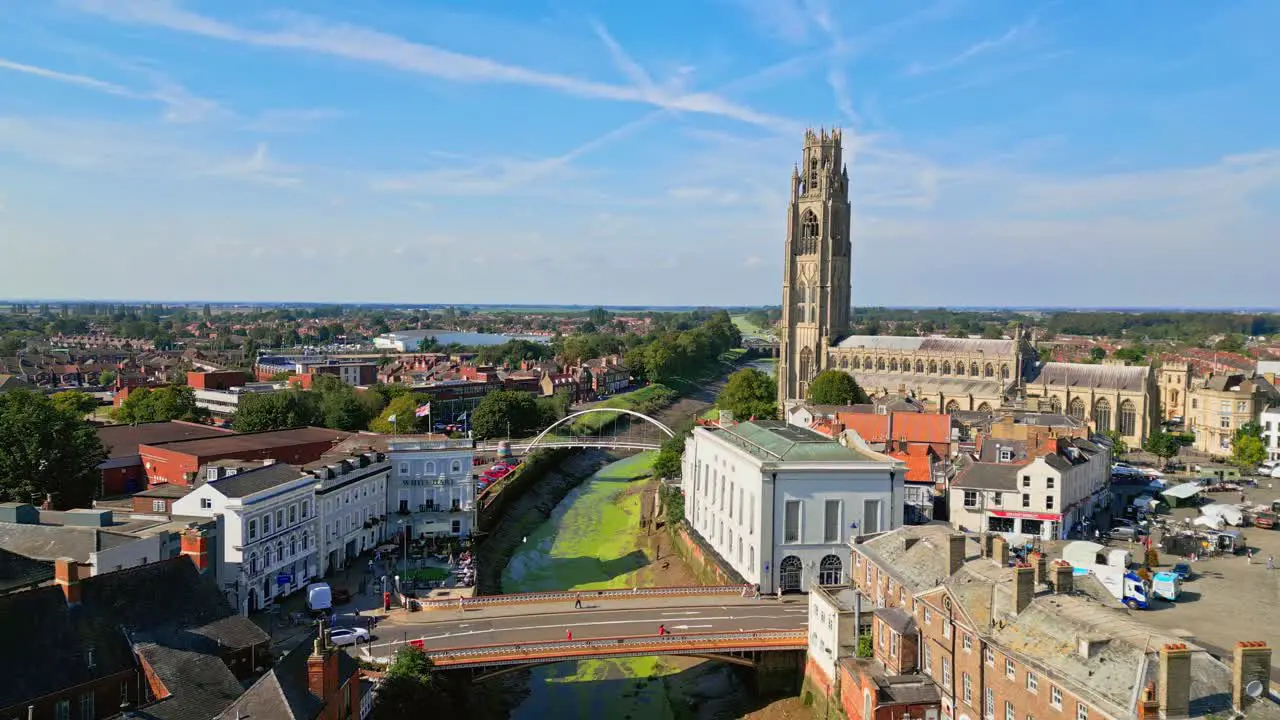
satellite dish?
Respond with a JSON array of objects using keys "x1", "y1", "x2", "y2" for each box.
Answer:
[{"x1": 1246, "y1": 680, "x2": 1264, "y2": 699}]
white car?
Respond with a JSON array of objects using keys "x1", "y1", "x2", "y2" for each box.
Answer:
[{"x1": 328, "y1": 627, "x2": 371, "y2": 647}]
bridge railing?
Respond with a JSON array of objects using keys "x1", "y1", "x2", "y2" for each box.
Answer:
[
  {"x1": 388, "y1": 629, "x2": 806, "y2": 667},
  {"x1": 410, "y1": 584, "x2": 753, "y2": 611}
]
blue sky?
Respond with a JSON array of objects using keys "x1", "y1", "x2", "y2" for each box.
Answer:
[{"x1": 1, "y1": 0, "x2": 1277, "y2": 308}]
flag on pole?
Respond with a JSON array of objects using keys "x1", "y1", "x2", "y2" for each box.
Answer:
[
  {"x1": 386, "y1": 414, "x2": 397, "y2": 424},
  {"x1": 415, "y1": 403, "x2": 431, "y2": 418}
]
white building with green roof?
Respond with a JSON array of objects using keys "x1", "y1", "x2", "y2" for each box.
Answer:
[{"x1": 681, "y1": 419, "x2": 902, "y2": 594}]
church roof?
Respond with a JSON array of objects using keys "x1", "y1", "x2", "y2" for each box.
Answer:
[
  {"x1": 1027, "y1": 362, "x2": 1149, "y2": 392},
  {"x1": 849, "y1": 372, "x2": 1006, "y2": 397},
  {"x1": 834, "y1": 335, "x2": 1016, "y2": 355}
]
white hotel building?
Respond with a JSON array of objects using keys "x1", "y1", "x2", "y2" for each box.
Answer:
[
  {"x1": 173, "y1": 461, "x2": 320, "y2": 614},
  {"x1": 681, "y1": 420, "x2": 902, "y2": 594},
  {"x1": 385, "y1": 437, "x2": 477, "y2": 538}
]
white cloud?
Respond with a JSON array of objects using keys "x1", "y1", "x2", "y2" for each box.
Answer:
[
  {"x1": 245, "y1": 108, "x2": 345, "y2": 133},
  {"x1": 904, "y1": 17, "x2": 1037, "y2": 76},
  {"x1": 76, "y1": 0, "x2": 790, "y2": 129},
  {"x1": 0, "y1": 56, "x2": 220, "y2": 123},
  {"x1": 201, "y1": 142, "x2": 300, "y2": 186}
]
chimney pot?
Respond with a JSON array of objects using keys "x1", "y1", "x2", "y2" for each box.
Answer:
[{"x1": 1051, "y1": 560, "x2": 1074, "y2": 594}]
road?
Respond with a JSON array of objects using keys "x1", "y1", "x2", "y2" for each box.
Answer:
[{"x1": 354, "y1": 596, "x2": 808, "y2": 657}]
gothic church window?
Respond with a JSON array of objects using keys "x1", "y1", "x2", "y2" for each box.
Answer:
[
  {"x1": 1094, "y1": 398, "x2": 1112, "y2": 433},
  {"x1": 799, "y1": 347, "x2": 814, "y2": 386},
  {"x1": 984, "y1": 363, "x2": 994, "y2": 378},
  {"x1": 1118, "y1": 400, "x2": 1137, "y2": 437},
  {"x1": 864, "y1": 356, "x2": 873, "y2": 370},
  {"x1": 876, "y1": 358, "x2": 885, "y2": 371},
  {"x1": 797, "y1": 210, "x2": 820, "y2": 255},
  {"x1": 970, "y1": 363, "x2": 980, "y2": 377},
  {"x1": 1068, "y1": 397, "x2": 1085, "y2": 420},
  {"x1": 915, "y1": 360, "x2": 925, "y2": 373},
  {"x1": 942, "y1": 361, "x2": 952, "y2": 375},
  {"x1": 928, "y1": 361, "x2": 938, "y2": 374},
  {"x1": 1001, "y1": 364, "x2": 1011, "y2": 379}
]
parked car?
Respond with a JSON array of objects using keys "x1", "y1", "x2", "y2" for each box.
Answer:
[
  {"x1": 327, "y1": 627, "x2": 371, "y2": 647},
  {"x1": 332, "y1": 587, "x2": 352, "y2": 605},
  {"x1": 1170, "y1": 563, "x2": 1194, "y2": 581}
]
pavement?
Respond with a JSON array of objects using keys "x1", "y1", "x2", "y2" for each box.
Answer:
[{"x1": 352, "y1": 596, "x2": 808, "y2": 658}]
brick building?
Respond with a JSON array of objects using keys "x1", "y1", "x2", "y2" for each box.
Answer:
[
  {"x1": 96, "y1": 421, "x2": 233, "y2": 495},
  {"x1": 0, "y1": 555, "x2": 268, "y2": 720},
  {"x1": 822, "y1": 525, "x2": 1280, "y2": 720},
  {"x1": 187, "y1": 369, "x2": 250, "y2": 390},
  {"x1": 138, "y1": 427, "x2": 351, "y2": 486}
]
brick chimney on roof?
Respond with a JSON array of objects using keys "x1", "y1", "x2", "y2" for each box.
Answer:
[
  {"x1": 307, "y1": 624, "x2": 341, "y2": 702},
  {"x1": 1158, "y1": 643, "x2": 1192, "y2": 718},
  {"x1": 54, "y1": 557, "x2": 86, "y2": 606},
  {"x1": 1232, "y1": 641, "x2": 1272, "y2": 713}
]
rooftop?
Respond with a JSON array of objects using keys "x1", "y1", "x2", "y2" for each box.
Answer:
[
  {"x1": 207, "y1": 462, "x2": 308, "y2": 499},
  {"x1": 834, "y1": 335, "x2": 1018, "y2": 355},
  {"x1": 142, "y1": 426, "x2": 350, "y2": 457},
  {"x1": 0, "y1": 521, "x2": 138, "y2": 563},
  {"x1": 97, "y1": 421, "x2": 232, "y2": 459},
  {"x1": 857, "y1": 525, "x2": 983, "y2": 594},
  {"x1": 0, "y1": 546, "x2": 53, "y2": 594},
  {"x1": 1027, "y1": 362, "x2": 1150, "y2": 392},
  {"x1": 708, "y1": 420, "x2": 879, "y2": 462},
  {"x1": 216, "y1": 633, "x2": 359, "y2": 720}
]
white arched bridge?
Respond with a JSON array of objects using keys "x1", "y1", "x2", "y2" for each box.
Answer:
[{"x1": 474, "y1": 407, "x2": 675, "y2": 454}]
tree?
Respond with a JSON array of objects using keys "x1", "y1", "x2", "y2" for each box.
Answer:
[
  {"x1": 373, "y1": 647, "x2": 460, "y2": 719},
  {"x1": 114, "y1": 386, "x2": 210, "y2": 424},
  {"x1": 717, "y1": 368, "x2": 776, "y2": 420},
  {"x1": 807, "y1": 370, "x2": 868, "y2": 406},
  {"x1": 1089, "y1": 347, "x2": 1107, "y2": 362},
  {"x1": 653, "y1": 433, "x2": 686, "y2": 480},
  {"x1": 470, "y1": 390, "x2": 541, "y2": 440},
  {"x1": 1142, "y1": 431, "x2": 1182, "y2": 469},
  {"x1": 51, "y1": 391, "x2": 100, "y2": 419},
  {"x1": 369, "y1": 394, "x2": 431, "y2": 434},
  {"x1": 232, "y1": 391, "x2": 323, "y2": 432},
  {"x1": 1104, "y1": 430, "x2": 1129, "y2": 457},
  {"x1": 97, "y1": 369, "x2": 116, "y2": 387},
  {"x1": 0, "y1": 389, "x2": 106, "y2": 508},
  {"x1": 1233, "y1": 433, "x2": 1267, "y2": 470},
  {"x1": 417, "y1": 336, "x2": 440, "y2": 353}
]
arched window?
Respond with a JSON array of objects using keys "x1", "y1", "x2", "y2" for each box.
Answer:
[
  {"x1": 1049, "y1": 396, "x2": 1062, "y2": 413},
  {"x1": 928, "y1": 361, "x2": 938, "y2": 374},
  {"x1": 942, "y1": 361, "x2": 952, "y2": 375},
  {"x1": 819, "y1": 555, "x2": 843, "y2": 586},
  {"x1": 984, "y1": 363, "x2": 994, "y2": 378},
  {"x1": 915, "y1": 360, "x2": 925, "y2": 373},
  {"x1": 797, "y1": 210, "x2": 820, "y2": 255},
  {"x1": 945, "y1": 400, "x2": 961, "y2": 413},
  {"x1": 970, "y1": 363, "x2": 980, "y2": 377},
  {"x1": 1094, "y1": 398, "x2": 1112, "y2": 433},
  {"x1": 290, "y1": 535, "x2": 297, "y2": 557},
  {"x1": 748, "y1": 545, "x2": 754, "y2": 568},
  {"x1": 799, "y1": 347, "x2": 814, "y2": 386},
  {"x1": 1068, "y1": 397, "x2": 1086, "y2": 420},
  {"x1": 424, "y1": 461, "x2": 436, "y2": 476},
  {"x1": 840, "y1": 356, "x2": 849, "y2": 369},
  {"x1": 889, "y1": 359, "x2": 900, "y2": 372},
  {"x1": 780, "y1": 556, "x2": 803, "y2": 592},
  {"x1": 977, "y1": 402, "x2": 992, "y2": 412},
  {"x1": 863, "y1": 356, "x2": 873, "y2": 370},
  {"x1": 1118, "y1": 400, "x2": 1137, "y2": 437},
  {"x1": 248, "y1": 552, "x2": 258, "y2": 574},
  {"x1": 876, "y1": 357, "x2": 885, "y2": 371},
  {"x1": 1001, "y1": 364, "x2": 1011, "y2": 379},
  {"x1": 264, "y1": 547, "x2": 273, "y2": 566},
  {"x1": 451, "y1": 460, "x2": 462, "y2": 473}
]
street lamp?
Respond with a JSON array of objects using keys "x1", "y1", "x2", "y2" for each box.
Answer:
[{"x1": 397, "y1": 519, "x2": 409, "y2": 586}]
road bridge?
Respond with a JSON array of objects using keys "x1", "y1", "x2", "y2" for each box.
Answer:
[
  {"x1": 357, "y1": 589, "x2": 808, "y2": 679},
  {"x1": 474, "y1": 407, "x2": 674, "y2": 455}
]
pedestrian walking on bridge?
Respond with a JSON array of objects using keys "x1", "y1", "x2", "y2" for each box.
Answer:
[{"x1": 574, "y1": 593, "x2": 583, "y2": 609}]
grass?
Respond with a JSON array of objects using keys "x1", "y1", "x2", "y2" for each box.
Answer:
[
  {"x1": 403, "y1": 567, "x2": 449, "y2": 583},
  {"x1": 567, "y1": 384, "x2": 679, "y2": 433}
]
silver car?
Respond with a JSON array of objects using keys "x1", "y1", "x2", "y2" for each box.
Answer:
[{"x1": 328, "y1": 627, "x2": 371, "y2": 647}]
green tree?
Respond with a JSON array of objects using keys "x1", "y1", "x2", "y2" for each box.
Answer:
[
  {"x1": 369, "y1": 393, "x2": 431, "y2": 434},
  {"x1": 807, "y1": 370, "x2": 868, "y2": 406},
  {"x1": 97, "y1": 369, "x2": 116, "y2": 387},
  {"x1": 716, "y1": 368, "x2": 776, "y2": 420},
  {"x1": 470, "y1": 390, "x2": 541, "y2": 440},
  {"x1": 1104, "y1": 430, "x2": 1129, "y2": 457},
  {"x1": 51, "y1": 391, "x2": 100, "y2": 418},
  {"x1": 1142, "y1": 431, "x2": 1182, "y2": 469},
  {"x1": 1233, "y1": 433, "x2": 1267, "y2": 470},
  {"x1": 417, "y1": 335, "x2": 440, "y2": 352},
  {"x1": 1089, "y1": 347, "x2": 1107, "y2": 362},
  {"x1": 653, "y1": 433, "x2": 686, "y2": 480},
  {"x1": 232, "y1": 391, "x2": 323, "y2": 432},
  {"x1": 0, "y1": 389, "x2": 106, "y2": 508},
  {"x1": 372, "y1": 647, "x2": 460, "y2": 719},
  {"x1": 114, "y1": 386, "x2": 209, "y2": 424},
  {"x1": 982, "y1": 324, "x2": 1004, "y2": 339}
]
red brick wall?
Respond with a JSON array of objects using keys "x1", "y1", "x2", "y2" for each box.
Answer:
[
  {"x1": 671, "y1": 525, "x2": 737, "y2": 585},
  {"x1": 140, "y1": 440, "x2": 339, "y2": 486},
  {"x1": 0, "y1": 670, "x2": 136, "y2": 720},
  {"x1": 132, "y1": 495, "x2": 177, "y2": 514},
  {"x1": 101, "y1": 464, "x2": 144, "y2": 495},
  {"x1": 806, "y1": 656, "x2": 834, "y2": 696},
  {"x1": 188, "y1": 370, "x2": 247, "y2": 390}
]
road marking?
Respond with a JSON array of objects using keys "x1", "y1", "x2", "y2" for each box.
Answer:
[
  {"x1": 784, "y1": 609, "x2": 808, "y2": 614},
  {"x1": 661, "y1": 611, "x2": 703, "y2": 616},
  {"x1": 669, "y1": 624, "x2": 713, "y2": 630}
]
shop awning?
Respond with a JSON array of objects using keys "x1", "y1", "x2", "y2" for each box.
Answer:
[{"x1": 1161, "y1": 484, "x2": 1203, "y2": 500}]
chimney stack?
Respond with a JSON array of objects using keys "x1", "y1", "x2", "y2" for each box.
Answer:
[
  {"x1": 1030, "y1": 551, "x2": 1047, "y2": 586},
  {"x1": 1012, "y1": 566, "x2": 1035, "y2": 615},
  {"x1": 1232, "y1": 641, "x2": 1272, "y2": 713},
  {"x1": 1137, "y1": 682, "x2": 1159, "y2": 720},
  {"x1": 180, "y1": 525, "x2": 210, "y2": 573},
  {"x1": 307, "y1": 626, "x2": 340, "y2": 702},
  {"x1": 1051, "y1": 560, "x2": 1074, "y2": 594},
  {"x1": 1158, "y1": 643, "x2": 1192, "y2": 718},
  {"x1": 54, "y1": 557, "x2": 84, "y2": 606},
  {"x1": 947, "y1": 534, "x2": 966, "y2": 576},
  {"x1": 992, "y1": 535, "x2": 1010, "y2": 567},
  {"x1": 979, "y1": 532, "x2": 993, "y2": 558}
]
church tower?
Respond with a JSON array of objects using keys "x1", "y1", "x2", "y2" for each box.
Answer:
[{"x1": 778, "y1": 128, "x2": 852, "y2": 404}]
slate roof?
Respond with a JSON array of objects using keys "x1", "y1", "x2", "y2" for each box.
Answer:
[
  {"x1": 129, "y1": 645, "x2": 246, "y2": 720},
  {"x1": 952, "y1": 462, "x2": 1019, "y2": 491},
  {"x1": 207, "y1": 462, "x2": 308, "y2": 499},
  {"x1": 143, "y1": 427, "x2": 350, "y2": 458},
  {"x1": 848, "y1": 371, "x2": 1007, "y2": 396},
  {"x1": 0, "y1": 522, "x2": 137, "y2": 563},
  {"x1": 858, "y1": 525, "x2": 983, "y2": 593},
  {"x1": 0, "y1": 557, "x2": 266, "y2": 712},
  {"x1": 216, "y1": 634, "x2": 359, "y2": 720},
  {"x1": 709, "y1": 420, "x2": 879, "y2": 462},
  {"x1": 0, "y1": 546, "x2": 54, "y2": 594},
  {"x1": 835, "y1": 335, "x2": 1017, "y2": 355},
  {"x1": 1027, "y1": 362, "x2": 1150, "y2": 392}
]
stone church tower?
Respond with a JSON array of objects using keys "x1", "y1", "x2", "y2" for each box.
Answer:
[{"x1": 778, "y1": 128, "x2": 852, "y2": 404}]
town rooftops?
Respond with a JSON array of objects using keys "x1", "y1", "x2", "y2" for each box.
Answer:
[
  {"x1": 707, "y1": 420, "x2": 880, "y2": 462},
  {"x1": 952, "y1": 462, "x2": 1019, "y2": 491},
  {"x1": 97, "y1": 421, "x2": 232, "y2": 459},
  {"x1": 1027, "y1": 362, "x2": 1149, "y2": 391},
  {"x1": 856, "y1": 525, "x2": 983, "y2": 594},
  {"x1": 142, "y1": 426, "x2": 351, "y2": 457},
  {"x1": 215, "y1": 632, "x2": 359, "y2": 720},
  {"x1": 206, "y1": 462, "x2": 307, "y2": 499},
  {"x1": 0, "y1": 546, "x2": 53, "y2": 594},
  {"x1": 834, "y1": 335, "x2": 1017, "y2": 355},
  {"x1": 133, "y1": 644, "x2": 247, "y2": 720},
  {"x1": 0, "y1": 521, "x2": 139, "y2": 563}
]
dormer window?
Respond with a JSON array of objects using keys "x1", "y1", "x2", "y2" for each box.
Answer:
[{"x1": 998, "y1": 448, "x2": 1013, "y2": 463}]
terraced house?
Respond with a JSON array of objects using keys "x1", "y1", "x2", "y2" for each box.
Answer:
[{"x1": 809, "y1": 525, "x2": 1280, "y2": 720}]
